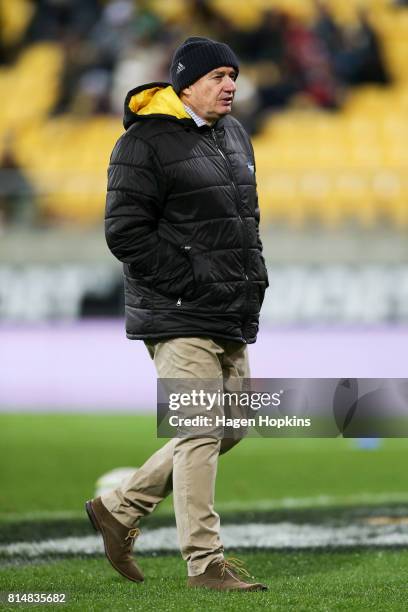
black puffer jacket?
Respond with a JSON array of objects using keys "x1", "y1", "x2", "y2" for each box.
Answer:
[{"x1": 105, "y1": 82, "x2": 268, "y2": 344}]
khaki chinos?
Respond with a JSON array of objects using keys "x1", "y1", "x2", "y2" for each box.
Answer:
[{"x1": 101, "y1": 336, "x2": 249, "y2": 576}]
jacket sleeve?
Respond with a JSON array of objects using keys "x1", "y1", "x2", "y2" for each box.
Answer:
[
  {"x1": 244, "y1": 129, "x2": 269, "y2": 286},
  {"x1": 105, "y1": 131, "x2": 165, "y2": 276},
  {"x1": 248, "y1": 138, "x2": 264, "y2": 254},
  {"x1": 238, "y1": 123, "x2": 264, "y2": 253}
]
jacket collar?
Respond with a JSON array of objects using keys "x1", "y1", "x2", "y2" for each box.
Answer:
[{"x1": 123, "y1": 82, "x2": 227, "y2": 132}]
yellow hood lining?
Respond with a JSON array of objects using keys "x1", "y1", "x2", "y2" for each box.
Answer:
[{"x1": 128, "y1": 86, "x2": 190, "y2": 119}]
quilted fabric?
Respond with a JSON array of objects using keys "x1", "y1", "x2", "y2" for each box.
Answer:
[{"x1": 105, "y1": 82, "x2": 268, "y2": 343}]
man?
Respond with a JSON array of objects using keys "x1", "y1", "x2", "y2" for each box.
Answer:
[{"x1": 86, "y1": 36, "x2": 269, "y2": 591}]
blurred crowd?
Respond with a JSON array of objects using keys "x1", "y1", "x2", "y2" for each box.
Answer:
[
  {"x1": 0, "y1": 0, "x2": 393, "y2": 122},
  {"x1": 0, "y1": 0, "x2": 404, "y2": 228}
]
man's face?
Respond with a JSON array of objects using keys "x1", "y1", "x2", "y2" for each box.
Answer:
[{"x1": 182, "y1": 66, "x2": 237, "y2": 124}]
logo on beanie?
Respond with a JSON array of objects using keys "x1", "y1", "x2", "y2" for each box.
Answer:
[{"x1": 176, "y1": 62, "x2": 186, "y2": 74}]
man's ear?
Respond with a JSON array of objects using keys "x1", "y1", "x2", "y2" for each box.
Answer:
[{"x1": 181, "y1": 85, "x2": 192, "y2": 99}]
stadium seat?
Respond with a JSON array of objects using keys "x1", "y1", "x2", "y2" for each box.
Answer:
[{"x1": 1, "y1": 0, "x2": 407, "y2": 227}]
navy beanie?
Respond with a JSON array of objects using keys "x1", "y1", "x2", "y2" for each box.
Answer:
[{"x1": 170, "y1": 36, "x2": 239, "y2": 94}]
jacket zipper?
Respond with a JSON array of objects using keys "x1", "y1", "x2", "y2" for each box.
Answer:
[{"x1": 211, "y1": 128, "x2": 249, "y2": 342}]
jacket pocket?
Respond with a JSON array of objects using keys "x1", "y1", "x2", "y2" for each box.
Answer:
[
  {"x1": 188, "y1": 249, "x2": 212, "y2": 285},
  {"x1": 154, "y1": 240, "x2": 196, "y2": 299}
]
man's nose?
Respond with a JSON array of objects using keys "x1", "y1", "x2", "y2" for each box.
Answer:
[{"x1": 224, "y1": 77, "x2": 236, "y2": 92}]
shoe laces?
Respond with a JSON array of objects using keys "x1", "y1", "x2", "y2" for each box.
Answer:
[
  {"x1": 220, "y1": 556, "x2": 252, "y2": 579},
  {"x1": 125, "y1": 527, "x2": 141, "y2": 541}
]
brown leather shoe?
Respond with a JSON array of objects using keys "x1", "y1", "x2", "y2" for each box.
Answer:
[
  {"x1": 187, "y1": 557, "x2": 267, "y2": 591},
  {"x1": 85, "y1": 497, "x2": 144, "y2": 582}
]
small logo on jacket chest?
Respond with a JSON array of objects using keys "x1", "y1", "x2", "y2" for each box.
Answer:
[{"x1": 247, "y1": 162, "x2": 255, "y2": 174}]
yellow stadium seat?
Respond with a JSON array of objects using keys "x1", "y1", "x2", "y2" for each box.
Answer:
[
  {"x1": 0, "y1": 0, "x2": 34, "y2": 46},
  {"x1": 2, "y1": 0, "x2": 407, "y2": 227}
]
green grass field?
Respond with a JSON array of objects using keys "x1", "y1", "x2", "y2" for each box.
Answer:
[
  {"x1": 2, "y1": 551, "x2": 408, "y2": 611},
  {"x1": 1, "y1": 413, "x2": 408, "y2": 611}
]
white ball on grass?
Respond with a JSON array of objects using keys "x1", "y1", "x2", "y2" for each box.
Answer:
[{"x1": 95, "y1": 467, "x2": 138, "y2": 497}]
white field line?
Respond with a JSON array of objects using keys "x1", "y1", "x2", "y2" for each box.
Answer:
[
  {"x1": 2, "y1": 492, "x2": 408, "y2": 523},
  {"x1": 2, "y1": 522, "x2": 408, "y2": 558}
]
